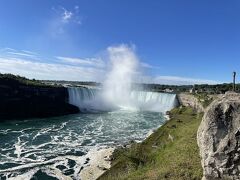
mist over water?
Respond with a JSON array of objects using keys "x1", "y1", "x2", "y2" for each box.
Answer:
[
  {"x1": 102, "y1": 45, "x2": 139, "y2": 110},
  {"x1": 68, "y1": 45, "x2": 178, "y2": 113},
  {"x1": 68, "y1": 44, "x2": 143, "y2": 112}
]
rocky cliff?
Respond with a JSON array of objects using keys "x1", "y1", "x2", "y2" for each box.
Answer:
[
  {"x1": 177, "y1": 93, "x2": 205, "y2": 113},
  {"x1": 197, "y1": 92, "x2": 240, "y2": 180},
  {"x1": 0, "y1": 75, "x2": 79, "y2": 120}
]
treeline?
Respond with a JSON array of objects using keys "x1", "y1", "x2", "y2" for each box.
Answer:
[
  {"x1": 136, "y1": 83, "x2": 192, "y2": 93},
  {"x1": 135, "y1": 83, "x2": 237, "y2": 94},
  {"x1": 0, "y1": 73, "x2": 58, "y2": 88},
  {"x1": 194, "y1": 84, "x2": 237, "y2": 94},
  {"x1": 42, "y1": 80, "x2": 100, "y2": 87}
]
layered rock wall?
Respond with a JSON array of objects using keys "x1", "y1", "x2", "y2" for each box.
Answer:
[
  {"x1": 0, "y1": 83, "x2": 79, "y2": 120},
  {"x1": 177, "y1": 93, "x2": 205, "y2": 113}
]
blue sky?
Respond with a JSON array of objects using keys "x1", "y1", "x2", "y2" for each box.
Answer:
[{"x1": 0, "y1": 0, "x2": 240, "y2": 84}]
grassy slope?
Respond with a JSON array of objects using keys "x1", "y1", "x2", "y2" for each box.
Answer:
[{"x1": 99, "y1": 107, "x2": 203, "y2": 180}]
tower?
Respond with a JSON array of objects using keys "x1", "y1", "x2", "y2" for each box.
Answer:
[{"x1": 233, "y1": 71, "x2": 236, "y2": 92}]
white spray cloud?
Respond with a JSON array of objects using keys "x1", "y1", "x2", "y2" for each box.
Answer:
[{"x1": 102, "y1": 44, "x2": 139, "y2": 108}]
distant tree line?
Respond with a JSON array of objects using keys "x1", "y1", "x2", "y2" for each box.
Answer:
[
  {"x1": 194, "y1": 84, "x2": 238, "y2": 94},
  {"x1": 42, "y1": 80, "x2": 101, "y2": 87},
  {"x1": 133, "y1": 83, "x2": 192, "y2": 93},
  {"x1": 0, "y1": 73, "x2": 57, "y2": 87},
  {"x1": 134, "y1": 83, "x2": 238, "y2": 94}
]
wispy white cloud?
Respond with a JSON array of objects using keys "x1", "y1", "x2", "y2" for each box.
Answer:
[
  {"x1": 152, "y1": 76, "x2": 219, "y2": 85},
  {"x1": 74, "y1": 5, "x2": 80, "y2": 13},
  {"x1": 0, "y1": 48, "x2": 105, "y2": 81},
  {"x1": 52, "y1": 6, "x2": 81, "y2": 25},
  {"x1": 0, "y1": 46, "x2": 218, "y2": 85},
  {"x1": 61, "y1": 7, "x2": 73, "y2": 23},
  {"x1": 140, "y1": 62, "x2": 160, "y2": 69},
  {"x1": 0, "y1": 48, "x2": 38, "y2": 59},
  {"x1": 0, "y1": 57, "x2": 105, "y2": 81},
  {"x1": 7, "y1": 52, "x2": 36, "y2": 58},
  {"x1": 21, "y1": 50, "x2": 38, "y2": 56},
  {"x1": 48, "y1": 6, "x2": 81, "y2": 37},
  {"x1": 57, "y1": 56, "x2": 105, "y2": 68},
  {"x1": 0, "y1": 48, "x2": 16, "y2": 52}
]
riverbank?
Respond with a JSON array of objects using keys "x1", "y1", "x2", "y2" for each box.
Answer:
[{"x1": 98, "y1": 107, "x2": 203, "y2": 180}]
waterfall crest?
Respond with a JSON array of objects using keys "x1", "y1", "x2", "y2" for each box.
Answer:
[
  {"x1": 68, "y1": 87, "x2": 178, "y2": 112},
  {"x1": 130, "y1": 91, "x2": 179, "y2": 112}
]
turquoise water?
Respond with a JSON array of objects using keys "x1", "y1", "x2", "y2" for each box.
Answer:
[{"x1": 0, "y1": 110, "x2": 166, "y2": 179}]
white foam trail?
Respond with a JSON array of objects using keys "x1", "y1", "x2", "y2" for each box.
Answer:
[{"x1": 14, "y1": 137, "x2": 23, "y2": 159}]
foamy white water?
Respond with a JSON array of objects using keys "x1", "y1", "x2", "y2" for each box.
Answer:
[{"x1": 0, "y1": 110, "x2": 167, "y2": 179}]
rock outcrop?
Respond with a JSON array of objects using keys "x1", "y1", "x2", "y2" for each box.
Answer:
[
  {"x1": 177, "y1": 93, "x2": 205, "y2": 113},
  {"x1": 0, "y1": 77, "x2": 79, "y2": 120},
  {"x1": 197, "y1": 92, "x2": 240, "y2": 180}
]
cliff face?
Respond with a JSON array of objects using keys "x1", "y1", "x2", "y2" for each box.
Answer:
[
  {"x1": 0, "y1": 80, "x2": 79, "y2": 120},
  {"x1": 177, "y1": 93, "x2": 205, "y2": 113},
  {"x1": 197, "y1": 92, "x2": 240, "y2": 180}
]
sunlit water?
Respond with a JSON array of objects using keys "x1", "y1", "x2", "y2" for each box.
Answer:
[{"x1": 0, "y1": 110, "x2": 166, "y2": 179}]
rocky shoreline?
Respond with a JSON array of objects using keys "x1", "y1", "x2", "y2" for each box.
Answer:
[{"x1": 80, "y1": 147, "x2": 115, "y2": 180}]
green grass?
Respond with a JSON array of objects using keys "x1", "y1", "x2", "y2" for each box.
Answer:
[{"x1": 99, "y1": 107, "x2": 203, "y2": 180}]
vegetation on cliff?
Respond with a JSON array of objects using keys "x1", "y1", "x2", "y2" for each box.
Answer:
[
  {"x1": 0, "y1": 73, "x2": 58, "y2": 87},
  {"x1": 99, "y1": 107, "x2": 203, "y2": 180}
]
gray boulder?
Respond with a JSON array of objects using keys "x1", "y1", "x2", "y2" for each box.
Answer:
[{"x1": 197, "y1": 92, "x2": 240, "y2": 180}]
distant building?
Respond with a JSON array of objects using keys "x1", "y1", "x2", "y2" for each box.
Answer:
[
  {"x1": 164, "y1": 88, "x2": 173, "y2": 93},
  {"x1": 189, "y1": 85, "x2": 195, "y2": 94},
  {"x1": 189, "y1": 88, "x2": 194, "y2": 94}
]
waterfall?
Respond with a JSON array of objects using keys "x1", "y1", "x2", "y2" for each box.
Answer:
[
  {"x1": 68, "y1": 87, "x2": 98, "y2": 111},
  {"x1": 130, "y1": 91, "x2": 179, "y2": 112},
  {"x1": 68, "y1": 87, "x2": 179, "y2": 112}
]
